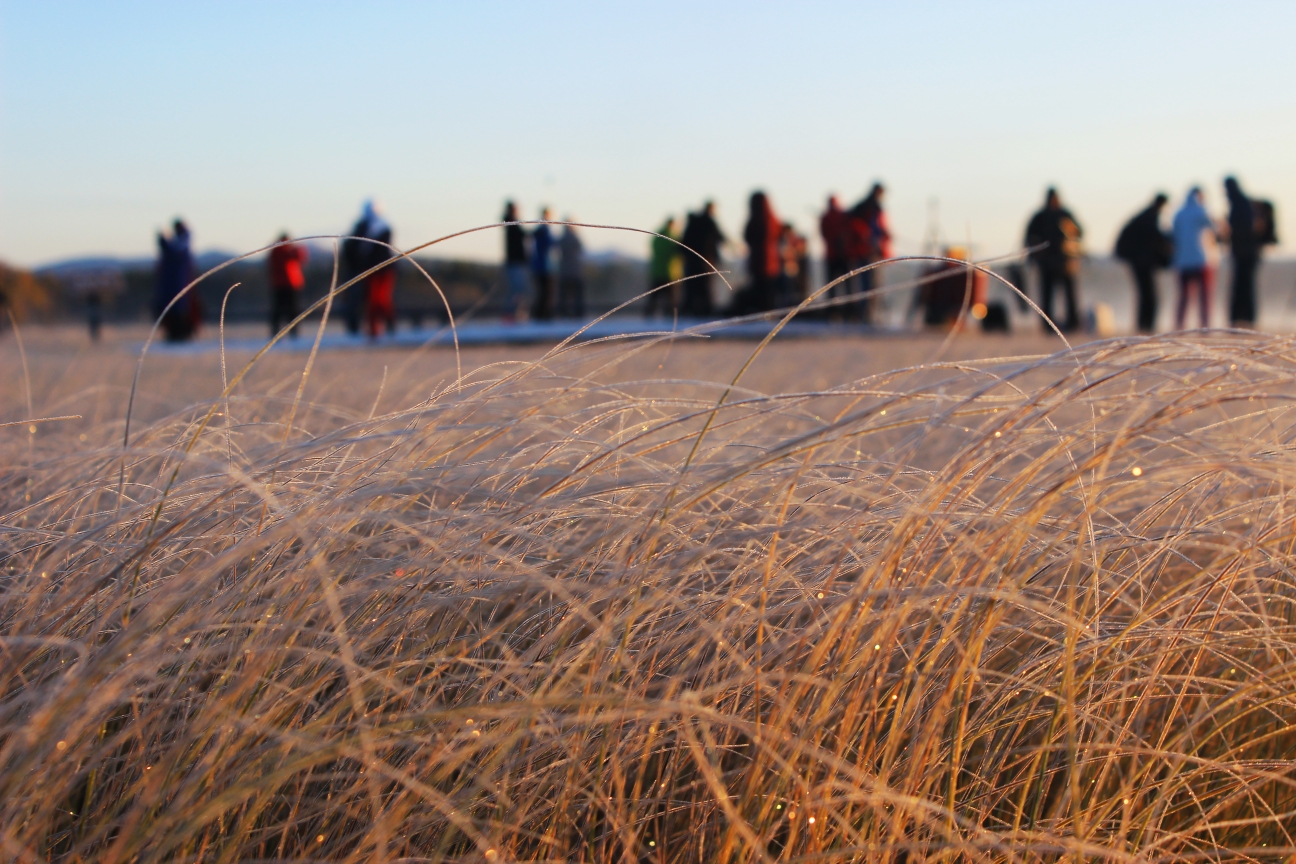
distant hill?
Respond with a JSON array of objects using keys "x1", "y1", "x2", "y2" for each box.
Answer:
[
  {"x1": 27, "y1": 248, "x2": 649, "y2": 325},
  {"x1": 35, "y1": 250, "x2": 240, "y2": 276}
]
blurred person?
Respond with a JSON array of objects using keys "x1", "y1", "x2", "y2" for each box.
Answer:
[
  {"x1": 267, "y1": 232, "x2": 309, "y2": 339},
  {"x1": 848, "y1": 183, "x2": 892, "y2": 323},
  {"x1": 1224, "y1": 176, "x2": 1261, "y2": 327},
  {"x1": 644, "y1": 216, "x2": 682, "y2": 318},
  {"x1": 86, "y1": 291, "x2": 103, "y2": 342},
  {"x1": 919, "y1": 247, "x2": 986, "y2": 329},
  {"x1": 861, "y1": 183, "x2": 894, "y2": 321},
  {"x1": 341, "y1": 205, "x2": 375, "y2": 335},
  {"x1": 360, "y1": 201, "x2": 396, "y2": 338},
  {"x1": 154, "y1": 219, "x2": 199, "y2": 343},
  {"x1": 841, "y1": 196, "x2": 873, "y2": 321},
  {"x1": 819, "y1": 195, "x2": 850, "y2": 318},
  {"x1": 1025, "y1": 187, "x2": 1083, "y2": 333},
  {"x1": 1172, "y1": 187, "x2": 1219, "y2": 330},
  {"x1": 501, "y1": 201, "x2": 529, "y2": 322},
  {"x1": 1114, "y1": 193, "x2": 1171, "y2": 333},
  {"x1": 730, "y1": 191, "x2": 781, "y2": 315},
  {"x1": 680, "y1": 201, "x2": 725, "y2": 317},
  {"x1": 557, "y1": 218, "x2": 585, "y2": 318},
  {"x1": 530, "y1": 207, "x2": 556, "y2": 321},
  {"x1": 780, "y1": 222, "x2": 809, "y2": 307}
]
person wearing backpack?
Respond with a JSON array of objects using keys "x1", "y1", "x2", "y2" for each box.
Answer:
[
  {"x1": 1115, "y1": 193, "x2": 1171, "y2": 334},
  {"x1": 1224, "y1": 176, "x2": 1262, "y2": 327}
]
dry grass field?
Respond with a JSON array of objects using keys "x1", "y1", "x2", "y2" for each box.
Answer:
[{"x1": 5, "y1": 321, "x2": 1296, "y2": 862}]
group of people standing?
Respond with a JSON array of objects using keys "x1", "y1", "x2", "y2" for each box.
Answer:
[
  {"x1": 264, "y1": 200, "x2": 397, "y2": 341},
  {"x1": 261, "y1": 200, "x2": 398, "y2": 341},
  {"x1": 818, "y1": 184, "x2": 893, "y2": 322},
  {"x1": 1115, "y1": 177, "x2": 1276, "y2": 333},
  {"x1": 646, "y1": 201, "x2": 727, "y2": 317},
  {"x1": 152, "y1": 178, "x2": 1276, "y2": 346},
  {"x1": 643, "y1": 185, "x2": 889, "y2": 321},
  {"x1": 501, "y1": 202, "x2": 585, "y2": 322}
]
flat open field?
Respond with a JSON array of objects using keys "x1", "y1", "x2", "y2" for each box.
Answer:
[
  {"x1": 0, "y1": 323, "x2": 1072, "y2": 431},
  {"x1": 5, "y1": 322, "x2": 1296, "y2": 862}
]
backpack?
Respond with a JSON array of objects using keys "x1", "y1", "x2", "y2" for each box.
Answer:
[
  {"x1": 1254, "y1": 199, "x2": 1278, "y2": 246},
  {"x1": 1113, "y1": 222, "x2": 1135, "y2": 263}
]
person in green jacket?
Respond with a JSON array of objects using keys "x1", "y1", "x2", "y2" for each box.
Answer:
[{"x1": 644, "y1": 216, "x2": 682, "y2": 318}]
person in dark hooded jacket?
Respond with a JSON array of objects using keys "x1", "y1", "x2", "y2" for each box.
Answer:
[
  {"x1": 529, "y1": 207, "x2": 556, "y2": 321},
  {"x1": 1224, "y1": 176, "x2": 1261, "y2": 327},
  {"x1": 1025, "y1": 188, "x2": 1083, "y2": 333},
  {"x1": 731, "y1": 191, "x2": 781, "y2": 314},
  {"x1": 154, "y1": 219, "x2": 198, "y2": 342},
  {"x1": 1114, "y1": 193, "x2": 1171, "y2": 333},
  {"x1": 341, "y1": 205, "x2": 374, "y2": 335},
  {"x1": 361, "y1": 201, "x2": 396, "y2": 338},
  {"x1": 680, "y1": 201, "x2": 725, "y2": 317}
]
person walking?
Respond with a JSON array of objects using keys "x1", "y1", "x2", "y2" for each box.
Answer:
[
  {"x1": 1114, "y1": 194, "x2": 1171, "y2": 334},
  {"x1": 530, "y1": 207, "x2": 556, "y2": 321},
  {"x1": 501, "y1": 201, "x2": 529, "y2": 322},
  {"x1": 1224, "y1": 176, "x2": 1261, "y2": 327},
  {"x1": 819, "y1": 195, "x2": 850, "y2": 318},
  {"x1": 1171, "y1": 187, "x2": 1219, "y2": 330},
  {"x1": 557, "y1": 219, "x2": 585, "y2": 318},
  {"x1": 359, "y1": 201, "x2": 396, "y2": 338},
  {"x1": 680, "y1": 201, "x2": 725, "y2": 317},
  {"x1": 267, "y1": 232, "x2": 309, "y2": 338},
  {"x1": 644, "y1": 216, "x2": 682, "y2": 318},
  {"x1": 1024, "y1": 188, "x2": 1083, "y2": 333},
  {"x1": 154, "y1": 219, "x2": 199, "y2": 342}
]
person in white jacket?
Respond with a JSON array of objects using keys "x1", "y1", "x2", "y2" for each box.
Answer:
[{"x1": 1171, "y1": 187, "x2": 1219, "y2": 329}]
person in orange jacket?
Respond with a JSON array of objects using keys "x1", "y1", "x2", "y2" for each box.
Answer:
[{"x1": 267, "y1": 232, "x2": 309, "y2": 338}]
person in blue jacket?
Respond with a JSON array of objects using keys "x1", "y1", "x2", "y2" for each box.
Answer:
[
  {"x1": 530, "y1": 207, "x2": 556, "y2": 321},
  {"x1": 1171, "y1": 187, "x2": 1219, "y2": 330}
]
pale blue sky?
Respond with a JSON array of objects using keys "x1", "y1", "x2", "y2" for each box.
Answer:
[{"x1": 2, "y1": 1, "x2": 1293, "y2": 267}]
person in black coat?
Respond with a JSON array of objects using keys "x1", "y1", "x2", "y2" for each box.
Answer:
[
  {"x1": 1224, "y1": 176, "x2": 1260, "y2": 327},
  {"x1": 154, "y1": 219, "x2": 198, "y2": 342},
  {"x1": 1024, "y1": 188, "x2": 1084, "y2": 333},
  {"x1": 340, "y1": 206, "x2": 374, "y2": 336},
  {"x1": 680, "y1": 201, "x2": 725, "y2": 317},
  {"x1": 1114, "y1": 193, "x2": 1171, "y2": 333}
]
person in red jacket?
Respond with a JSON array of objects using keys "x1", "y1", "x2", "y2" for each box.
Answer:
[
  {"x1": 819, "y1": 195, "x2": 850, "y2": 318},
  {"x1": 738, "y1": 190, "x2": 782, "y2": 313},
  {"x1": 849, "y1": 183, "x2": 891, "y2": 323},
  {"x1": 267, "y1": 232, "x2": 308, "y2": 338}
]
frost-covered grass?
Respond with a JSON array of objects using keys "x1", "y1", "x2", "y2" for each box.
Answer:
[{"x1": 5, "y1": 318, "x2": 1296, "y2": 861}]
